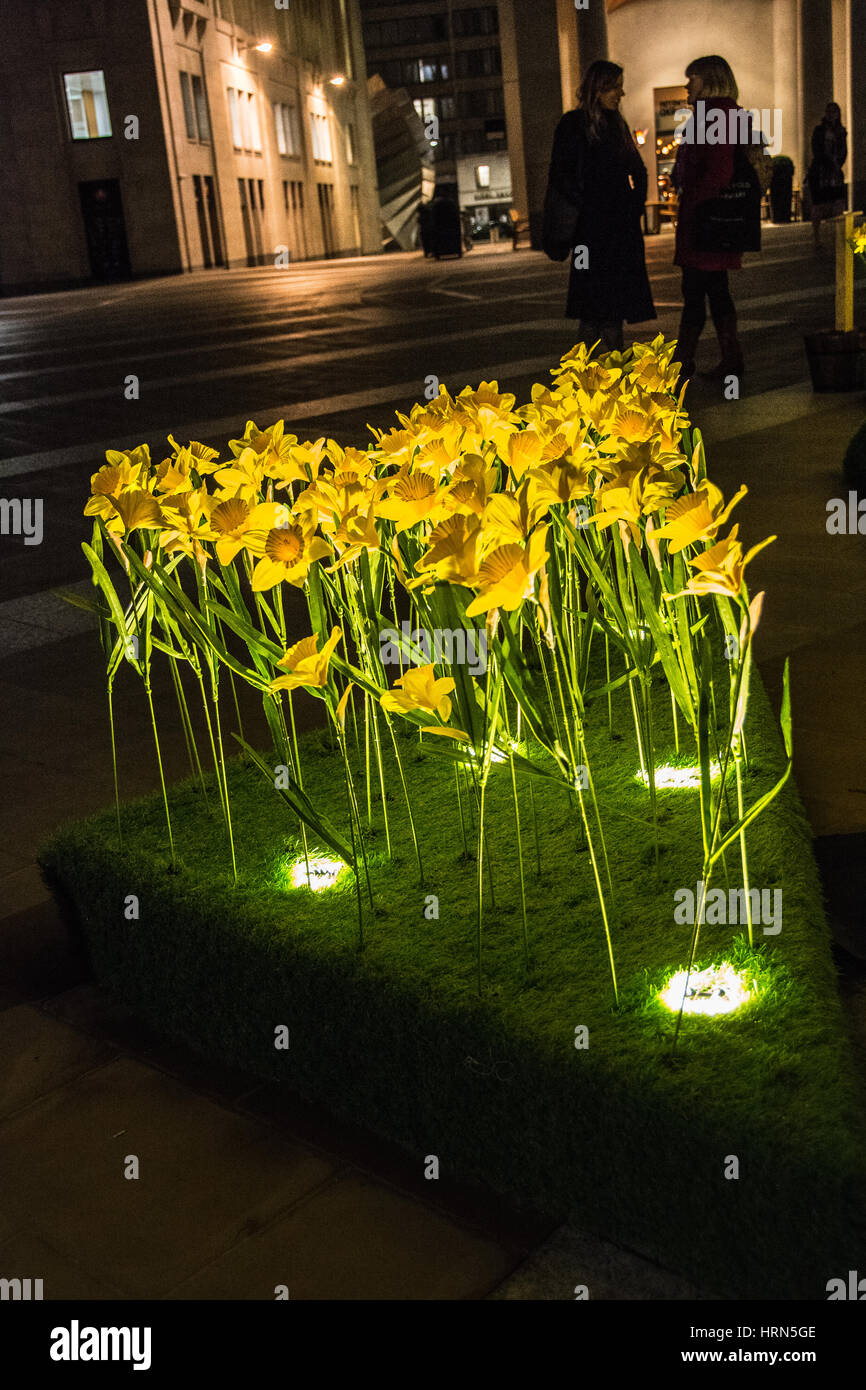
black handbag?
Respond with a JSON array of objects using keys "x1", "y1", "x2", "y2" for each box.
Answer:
[
  {"x1": 541, "y1": 181, "x2": 581, "y2": 262},
  {"x1": 694, "y1": 145, "x2": 762, "y2": 254}
]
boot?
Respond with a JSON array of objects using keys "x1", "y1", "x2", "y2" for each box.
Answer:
[{"x1": 702, "y1": 313, "x2": 745, "y2": 386}]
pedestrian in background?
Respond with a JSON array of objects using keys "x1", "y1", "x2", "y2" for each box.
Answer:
[
  {"x1": 673, "y1": 54, "x2": 756, "y2": 390},
  {"x1": 808, "y1": 102, "x2": 847, "y2": 251},
  {"x1": 543, "y1": 59, "x2": 655, "y2": 352}
]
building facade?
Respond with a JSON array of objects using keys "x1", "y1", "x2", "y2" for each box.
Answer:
[
  {"x1": 359, "y1": 1, "x2": 510, "y2": 228},
  {"x1": 0, "y1": 0, "x2": 381, "y2": 293}
]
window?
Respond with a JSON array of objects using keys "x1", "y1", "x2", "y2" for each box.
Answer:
[
  {"x1": 455, "y1": 48, "x2": 501, "y2": 79},
  {"x1": 191, "y1": 76, "x2": 211, "y2": 143},
  {"x1": 283, "y1": 179, "x2": 289, "y2": 211},
  {"x1": 63, "y1": 71, "x2": 112, "y2": 140},
  {"x1": 182, "y1": 73, "x2": 211, "y2": 142},
  {"x1": 273, "y1": 102, "x2": 300, "y2": 157},
  {"x1": 345, "y1": 122, "x2": 355, "y2": 166},
  {"x1": 180, "y1": 73, "x2": 197, "y2": 140},
  {"x1": 475, "y1": 164, "x2": 491, "y2": 189},
  {"x1": 310, "y1": 112, "x2": 332, "y2": 163},
  {"x1": 227, "y1": 87, "x2": 243, "y2": 148},
  {"x1": 247, "y1": 93, "x2": 262, "y2": 152}
]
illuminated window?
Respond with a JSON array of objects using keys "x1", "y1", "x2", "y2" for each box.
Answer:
[
  {"x1": 274, "y1": 102, "x2": 299, "y2": 156},
  {"x1": 227, "y1": 87, "x2": 243, "y2": 148},
  {"x1": 345, "y1": 121, "x2": 355, "y2": 165},
  {"x1": 63, "y1": 71, "x2": 112, "y2": 140},
  {"x1": 247, "y1": 93, "x2": 262, "y2": 152},
  {"x1": 310, "y1": 112, "x2": 333, "y2": 164},
  {"x1": 475, "y1": 164, "x2": 491, "y2": 189}
]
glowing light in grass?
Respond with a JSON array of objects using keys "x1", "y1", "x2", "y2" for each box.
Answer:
[
  {"x1": 660, "y1": 962, "x2": 752, "y2": 1017},
  {"x1": 288, "y1": 856, "x2": 346, "y2": 891},
  {"x1": 635, "y1": 761, "x2": 721, "y2": 789}
]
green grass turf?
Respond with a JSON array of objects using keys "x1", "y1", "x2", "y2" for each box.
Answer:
[{"x1": 40, "y1": 664, "x2": 866, "y2": 1298}]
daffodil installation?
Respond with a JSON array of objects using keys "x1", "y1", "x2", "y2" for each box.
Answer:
[{"x1": 77, "y1": 333, "x2": 794, "y2": 1007}]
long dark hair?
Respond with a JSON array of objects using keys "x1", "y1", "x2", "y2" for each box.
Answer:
[{"x1": 577, "y1": 60, "x2": 632, "y2": 147}]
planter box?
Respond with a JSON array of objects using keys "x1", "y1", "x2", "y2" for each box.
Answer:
[
  {"x1": 804, "y1": 330, "x2": 866, "y2": 392},
  {"x1": 39, "y1": 671, "x2": 866, "y2": 1299}
]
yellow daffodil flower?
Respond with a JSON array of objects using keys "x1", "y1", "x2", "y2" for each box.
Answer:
[
  {"x1": 206, "y1": 497, "x2": 289, "y2": 566},
  {"x1": 465, "y1": 525, "x2": 549, "y2": 617},
  {"x1": 104, "y1": 489, "x2": 166, "y2": 536},
  {"x1": 673, "y1": 525, "x2": 776, "y2": 599},
  {"x1": 376, "y1": 468, "x2": 448, "y2": 533},
  {"x1": 415, "y1": 514, "x2": 482, "y2": 584},
  {"x1": 653, "y1": 483, "x2": 747, "y2": 553},
  {"x1": 380, "y1": 664, "x2": 456, "y2": 720},
  {"x1": 250, "y1": 512, "x2": 332, "y2": 590},
  {"x1": 270, "y1": 626, "x2": 342, "y2": 692}
]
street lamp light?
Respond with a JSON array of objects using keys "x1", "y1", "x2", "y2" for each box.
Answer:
[
  {"x1": 236, "y1": 39, "x2": 274, "y2": 55},
  {"x1": 329, "y1": 75, "x2": 346, "y2": 87}
]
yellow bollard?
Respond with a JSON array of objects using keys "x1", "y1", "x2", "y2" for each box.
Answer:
[{"x1": 835, "y1": 210, "x2": 862, "y2": 333}]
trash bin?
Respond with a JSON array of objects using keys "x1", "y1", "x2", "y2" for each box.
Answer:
[
  {"x1": 803, "y1": 330, "x2": 866, "y2": 391},
  {"x1": 429, "y1": 197, "x2": 462, "y2": 259}
]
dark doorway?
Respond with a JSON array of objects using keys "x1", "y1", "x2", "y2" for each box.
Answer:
[
  {"x1": 204, "y1": 176, "x2": 225, "y2": 265},
  {"x1": 238, "y1": 177, "x2": 255, "y2": 265},
  {"x1": 78, "y1": 179, "x2": 131, "y2": 279},
  {"x1": 193, "y1": 175, "x2": 213, "y2": 267}
]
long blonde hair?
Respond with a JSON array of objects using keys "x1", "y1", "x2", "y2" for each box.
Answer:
[{"x1": 577, "y1": 60, "x2": 631, "y2": 145}]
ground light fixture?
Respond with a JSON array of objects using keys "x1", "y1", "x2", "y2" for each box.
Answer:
[
  {"x1": 660, "y1": 961, "x2": 753, "y2": 1016},
  {"x1": 287, "y1": 855, "x2": 346, "y2": 891}
]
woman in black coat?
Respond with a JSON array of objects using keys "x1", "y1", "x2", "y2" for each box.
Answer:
[{"x1": 546, "y1": 60, "x2": 655, "y2": 351}]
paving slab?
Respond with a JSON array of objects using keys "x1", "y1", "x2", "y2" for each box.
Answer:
[
  {"x1": 40, "y1": 983, "x2": 263, "y2": 1105},
  {"x1": 0, "y1": 1055, "x2": 340, "y2": 1298},
  {"x1": 0, "y1": 1004, "x2": 115, "y2": 1119},
  {"x1": 0, "y1": 895, "x2": 86, "y2": 1009},
  {"x1": 0, "y1": 1229, "x2": 125, "y2": 1300},
  {"x1": 242, "y1": 1082, "x2": 555, "y2": 1256},
  {"x1": 169, "y1": 1171, "x2": 519, "y2": 1300},
  {"x1": 487, "y1": 1223, "x2": 709, "y2": 1300}
]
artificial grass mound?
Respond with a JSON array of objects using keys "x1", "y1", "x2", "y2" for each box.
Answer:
[{"x1": 40, "y1": 668, "x2": 866, "y2": 1299}]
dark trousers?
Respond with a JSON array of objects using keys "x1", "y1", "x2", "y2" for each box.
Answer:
[{"x1": 680, "y1": 269, "x2": 736, "y2": 330}]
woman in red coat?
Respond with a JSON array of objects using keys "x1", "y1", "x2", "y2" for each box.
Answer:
[{"x1": 673, "y1": 55, "x2": 752, "y2": 388}]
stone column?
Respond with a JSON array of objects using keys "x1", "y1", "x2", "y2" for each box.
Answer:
[
  {"x1": 847, "y1": 0, "x2": 866, "y2": 210},
  {"x1": 799, "y1": 0, "x2": 835, "y2": 209},
  {"x1": 500, "y1": 0, "x2": 609, "y2": 249}
]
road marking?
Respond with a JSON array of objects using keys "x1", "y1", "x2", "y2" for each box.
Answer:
[
  {"x1": 0, "y1": 352, "x2": 577, "y2": 479},
  {"x1": 0, "y1": 320, "x2": 576, "y2": 415}
]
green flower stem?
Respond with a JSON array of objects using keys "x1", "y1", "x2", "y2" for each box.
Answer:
[
  {"x1": 107, "y1": 682, "x2": 122, "y2": 849},
  {"x1": 144, "y1": 681, "x2": 175, "y2": 868}
]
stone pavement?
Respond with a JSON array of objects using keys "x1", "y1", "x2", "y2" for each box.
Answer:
[{"x1": 1, "y1": 234, "x2": 865, "y2": 1300}]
